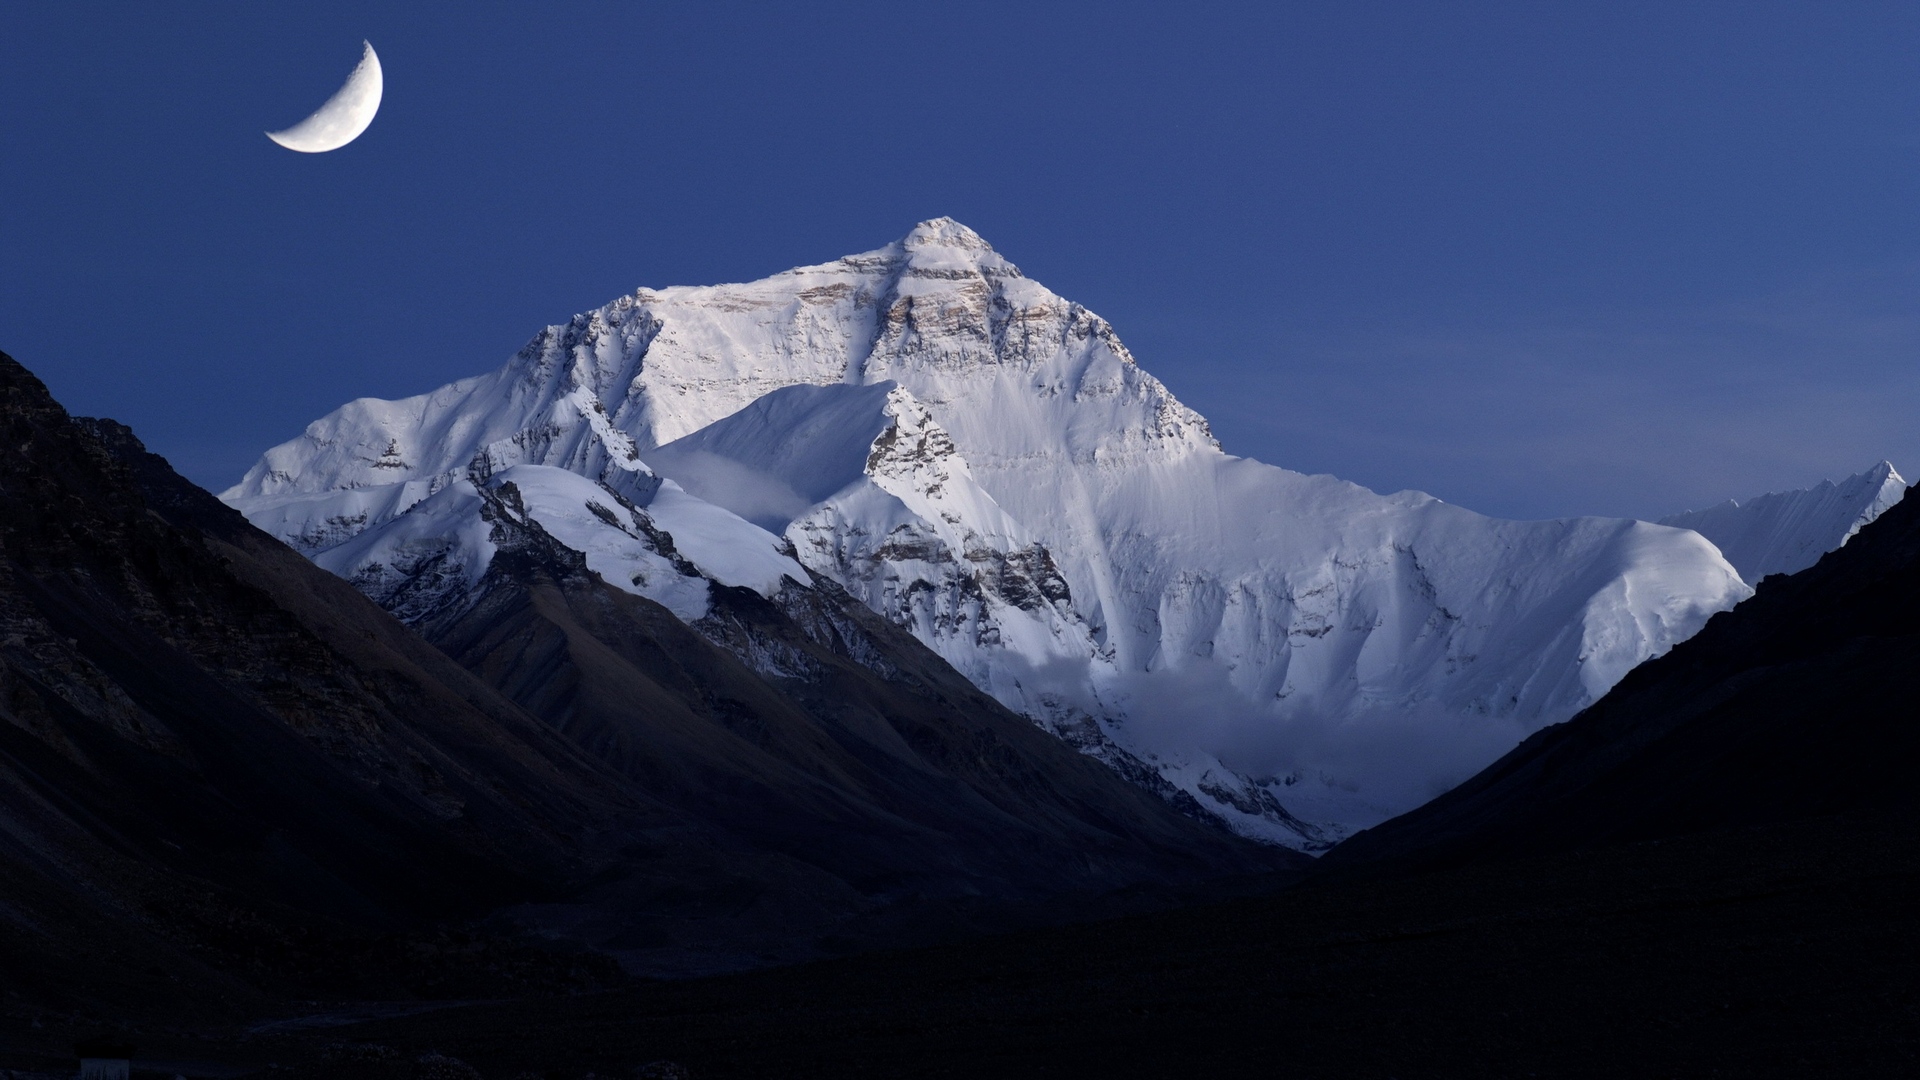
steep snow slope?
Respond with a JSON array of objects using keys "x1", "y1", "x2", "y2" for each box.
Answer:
[
  {"x1": 650, "y1": 382, "x2": 1105, "y2": 719},
  {"x1": 1327, "y1": 459, "x2": 1920, "y2": 877},
  {"x1": 1659, "y1": 462, "x2": 1906, "y2": 584},
  {"x1": 225, "y1": 219, "x2": 1750, "y2": 849},
  {"x1": 314, "y1": 459, "x2": 807, "y2": 626}
]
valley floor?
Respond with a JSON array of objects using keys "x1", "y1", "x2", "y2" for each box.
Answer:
[{"x1": 6, "y1": 814, "x2": 1917, "y2": 1078}]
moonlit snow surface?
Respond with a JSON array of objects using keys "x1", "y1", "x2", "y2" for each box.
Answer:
[
  {"x1": 225, "y1": 219, "x2": 1753, "y2": 850},
  {"x1": 266, "y1": 41, "x2": 382, "y2": 153},
  {"x1": 1659, "y1": 462, "x2": 1907, "y2": 585}
]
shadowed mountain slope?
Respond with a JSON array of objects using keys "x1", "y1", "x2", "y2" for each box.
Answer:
[
  {"x1": 399, "y1": 465, "x2": 1293, "y2": 973},
  {"x1": 0, "y1": 351, "x2": 664, "y2": 1014},
  {"x1": 0, "y1": 350, "x2": 1281, "y2": 1013},
  {"x1": 1322, "y1": 474, "x2": 1920, "y2": 875}
]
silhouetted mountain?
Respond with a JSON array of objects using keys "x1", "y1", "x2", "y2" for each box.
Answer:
[
  {"x1": 1323, "y1": 472, "x2": 1920, "y2": 874},
  {"x1": 0, "y1": 350, "x2": 1278, "y2": 1019},
  {"x1": 0, "y1": 352, "x2": 670, "y2": 1013}
]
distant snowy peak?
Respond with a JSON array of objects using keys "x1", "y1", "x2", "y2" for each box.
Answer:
[{"x1": 1660, "y1": 462, "x2": 1907, "y2": 584}]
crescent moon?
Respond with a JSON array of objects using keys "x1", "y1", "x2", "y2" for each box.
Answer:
[{"x1": 266, "y1": 41, "x2": 383, "y2": 153}]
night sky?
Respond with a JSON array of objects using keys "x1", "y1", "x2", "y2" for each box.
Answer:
[{"x1": 4, "y1": 2, "x2": 1917, "y2": 520}]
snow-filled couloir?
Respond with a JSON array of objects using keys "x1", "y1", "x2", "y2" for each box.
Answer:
[
  {"x1": 224, "y1": 218, "x2": 1751, "y2": 850},
  {"x1": 1658, "y1": 462, "x2": 1907, "y2": 585}
]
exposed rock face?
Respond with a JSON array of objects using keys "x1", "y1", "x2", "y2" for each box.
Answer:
[{"x1": 225, "y1": 219, "x2": 1751, "y2": 848}]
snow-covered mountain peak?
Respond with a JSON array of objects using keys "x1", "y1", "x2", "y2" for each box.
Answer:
[
  {"x1": 226, "y1": 222, "x2": 1752, "y2": 850},
  {"x1": 896, "y1": 216, "x2": 1019, "y2": 273},
  {"x1": 221, "y1": 217, "x2": 1205, "y2": 528},
  {"x1": 1660, "y1": 461, "x2": 1907, "y2": 584},
  {"x1": 1859, "y1": 460, "x2": 1904, "y2": 511}
]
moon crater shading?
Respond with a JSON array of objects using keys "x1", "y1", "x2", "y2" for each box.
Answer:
[{"x1": 267, "y1": 41, "x2": 382, "y2": 153}]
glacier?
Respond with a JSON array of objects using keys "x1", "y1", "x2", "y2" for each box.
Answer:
[
  {"x1": 224, "y1": 218, "x2": 1753, "y2": 850},
  {"x1": 1659, "y1": 462, "x2": 1906, "y2": 585}
]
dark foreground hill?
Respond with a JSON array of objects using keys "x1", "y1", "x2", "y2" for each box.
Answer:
[
  {"x1": 0, "y1": 350, "x2": 1278, "y2": 1029},
  {"x1": 0, "y1": 355, "x2": 649, "y2": 1019},
  {"x1": 27, "y1": 445, "x2": 1908, "y2": 1078},
  {"x1": 7, "y1": 813, "x2": 1910, "y2": 1078}
]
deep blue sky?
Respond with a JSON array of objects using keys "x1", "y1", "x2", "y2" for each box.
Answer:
[{"x1": 4, "y1": 2, "x2": 1917, "y2": 520}]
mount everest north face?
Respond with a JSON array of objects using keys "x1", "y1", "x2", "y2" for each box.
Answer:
[{"x1": 225, "y1": 218, "x2": 1752, "y2": 850}]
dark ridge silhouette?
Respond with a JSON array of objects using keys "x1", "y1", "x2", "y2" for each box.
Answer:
[
  {"x1": 0, "y1": 350, "x2": 661, "y2": 1016},
  {"x1": 0, "y1": 349, "x2": 1281, "y2": 1025}
]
